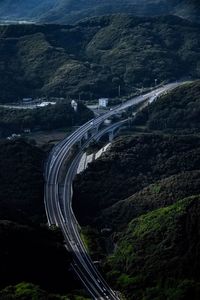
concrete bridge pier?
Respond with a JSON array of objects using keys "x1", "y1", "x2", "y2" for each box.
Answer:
[{"x1": 90, "y1": 126, "x2": 99, "y2": 137}]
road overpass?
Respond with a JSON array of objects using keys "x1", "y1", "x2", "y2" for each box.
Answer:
[{"x1": 44, "y1": 81, "x2": 189, "y2": 299}]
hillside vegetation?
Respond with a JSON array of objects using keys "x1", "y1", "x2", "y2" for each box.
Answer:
[
  {"x1": 0, "y1": 282, "x2": 69, "y2": 300},
  {"x1": 73, "y1": 133, "x2": 200, "y2": 299},
  {"x1": 106, "y1": 196, "x2": 200, "y2": 300},
  {"x1": 98, "y1": 170, "x2": 200, "y2": 231},
  {"x1": 0, "y1": 140, "x2": 45, "y2": 223},
  {"x1": 0, "y1": 220, "x2": 74, "y2": 293},
  {"x1": 134, "y1": 80, "x2": 200, "y2": 133},
  {"x1": 73, "y1": 134, "x2": 200, "y2": 225},
  {"x1": 0, "y1": 15, "x2": 200, "y2": 102},
  {"x1": 0, "y1": 102, "x2": 93, "y2": 137}
]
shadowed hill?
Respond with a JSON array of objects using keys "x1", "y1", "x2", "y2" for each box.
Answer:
[
  {"x1": 73, "y1": 135, "x2": 200, "y2": 299},
  {"x1": 72, "y1": 80, "x2": 200, "y2": 299},
  {"x1": 0, "y1": 140, "x2": 88, "y2": 297},
  {"x1": 0, "y1": 140, "x2": 45, "y2": 223},
  {"x1": 0, "y1": 0, "x2": 199, "y2": 24}
]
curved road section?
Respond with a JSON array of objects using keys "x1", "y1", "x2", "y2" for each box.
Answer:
[{"x1": 44, "y1": 82, "x2": 189, "y2": 299}]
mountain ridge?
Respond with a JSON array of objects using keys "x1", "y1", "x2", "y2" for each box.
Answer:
[{"x1": 0, "y1": 0, "x2": 199, "y2": 24}]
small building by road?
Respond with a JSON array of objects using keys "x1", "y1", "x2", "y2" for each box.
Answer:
[
  {"x1": 22, "y1": 98, "x2": 33, "y2": 105},
  {"x1": 71, "y1": 100, "x2": 78, "y2": 112},
  {"x1": 99, "y1": 98, "x2": 109, "y2": 108}
]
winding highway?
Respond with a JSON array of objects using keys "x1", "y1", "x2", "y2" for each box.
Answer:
[{"x1": 44, "y1": 82, "x2": 189, "y2": 299}]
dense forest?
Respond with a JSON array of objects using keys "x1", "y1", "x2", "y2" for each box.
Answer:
[
  {"x1": 106, "y1": 196, "x2": 200, "y2": 299},
  {"x1": 134, "y1": 80, "x2": 200, "y2": 133},
  {"x1": 0, "y1": 15, "x2": 200, "y2": 102},
  {"x1": 0, "y1": 282, "x2": 69, "y2": 300},
  {"x1": 0, "y1": 102, "x2": 93, "y2": 137},
  {"x1": 98, "y1": 170, "x2": 200, "y2": 232},
  {"x1": 0, "y1": 140, "x2": 45, "y2": 223}
]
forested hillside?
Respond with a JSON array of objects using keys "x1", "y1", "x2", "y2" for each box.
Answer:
[
  {"x1": 73, "y1": 134, "x2": 200, "y2": 225},
  {"x1": 0, "y1": 221, "x2": 74, "y2": 294},
  {"x1": 106, "y1": 196, "x2": 200, "y2": 299},
  {"x1": 72, "y1": 74, "x2": 200, "y2": 299},
  {"x1": 134, "y1": 80, "x2": 200, "y2": 133},
  {"x1": 98, "y1": 170, "x2": 200, "y2": 231},
  {"x1": 0, "y1": 15, "x2": 200, "y2": 103},
  {"x1": 0, "y1": 102, "x2": 93, "y2": 137},
  {"x1": 0, "y1": 140, "x2": 44, "y2": 223},
  {"x1": 73, "y1": 134, "x2": 200, "y2": 299}
]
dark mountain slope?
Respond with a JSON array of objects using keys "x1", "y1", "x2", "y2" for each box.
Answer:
[
  {"x1": 0, "y1": 220, "x2": 74, "y2": 293},
  {"x1": 0, "y1": 140, "x2": 87, "y2": 297},
  {"x1": 0, "y1": 282, "x2": 69, "y2": 300},
  {"x1": 0, "y1": 15, "x2": 200, "y2": 103},
  {"x1": 0, "y1": 0, "x2": 56, "y2": 21},
  {"x1": 0, "y1": 0, "x2": 199, "y2": 24},
  {"x1": 98, "y1": 170, "x2": 200, "y2": 232},
  {"x1": 0, "y1": 140, "x2": 45, "y2": 223}
]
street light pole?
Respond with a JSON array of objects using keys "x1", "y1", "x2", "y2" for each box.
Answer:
[{"x1": 118, "y1": 85, "x2": 121, "y2": 98}]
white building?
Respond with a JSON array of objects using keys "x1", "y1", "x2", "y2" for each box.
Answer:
[
  {"x1": 99, "y1": 98, "x2": 109, "y2": 108},
  {"x1": 71, "y1": 100, "x2": 78, "y2": 112}
]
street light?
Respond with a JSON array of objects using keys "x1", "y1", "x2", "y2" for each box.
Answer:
[{"x1": 118, "y1": 85, "x2": 121, "y2": 98}]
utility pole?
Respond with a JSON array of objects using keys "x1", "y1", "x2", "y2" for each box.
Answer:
[{"x1": 118, "y1": 85, "x2": 121, "y2": 98}]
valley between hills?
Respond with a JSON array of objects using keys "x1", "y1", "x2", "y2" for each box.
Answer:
[{"x1": 0, "y1": 1, "x2": 200, "y2": 299}]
